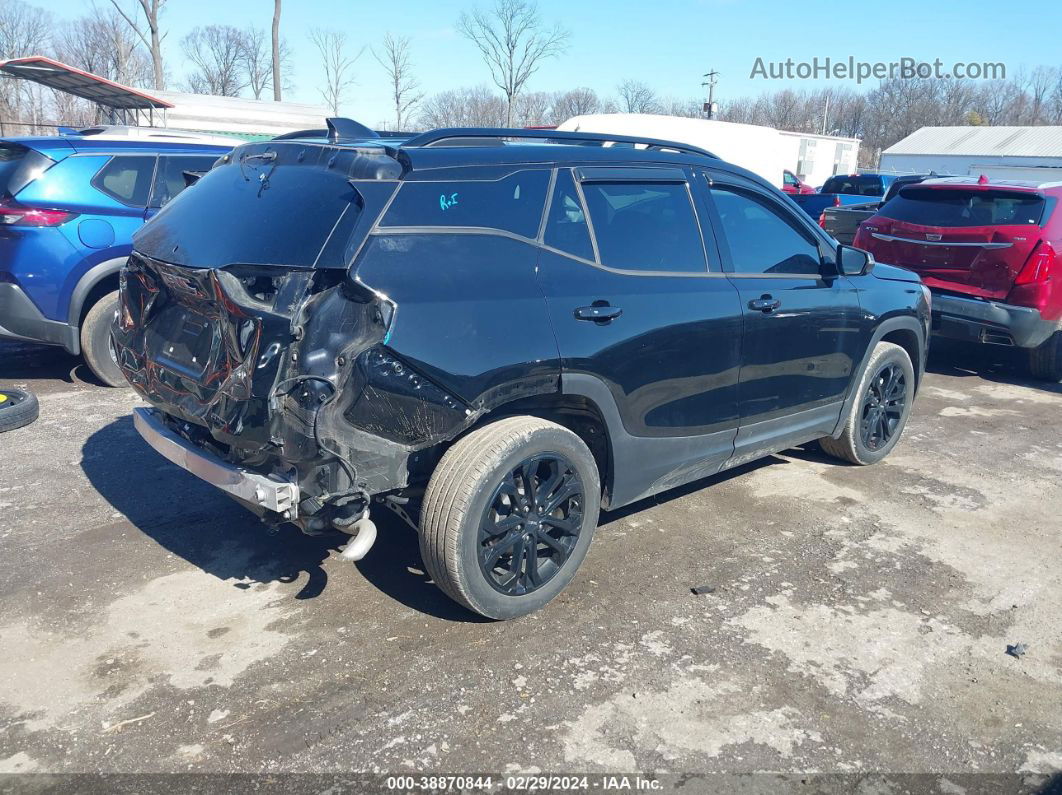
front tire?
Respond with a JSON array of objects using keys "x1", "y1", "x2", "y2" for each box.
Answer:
[
  {"x1": 820, "y1": 341, "x2": 915, "y2": 465},
  {"x1": 79, "y1": 291, "x2": 126, "y2": 387},
  {"x1": 420, "y1": 416, "x2": 601, "y2": 620},
  {"x1": 1028, "y1": 331, "x2": 1062, "y2": 382}
]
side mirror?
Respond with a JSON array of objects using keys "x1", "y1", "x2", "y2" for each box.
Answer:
[{"x1": 837, "y1": 244, "x2": 874, "y2": 277}]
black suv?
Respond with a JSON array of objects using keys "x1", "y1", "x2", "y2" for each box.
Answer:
[{"x1": 113, "y1": 120, "x2": 930, "y2": 619}]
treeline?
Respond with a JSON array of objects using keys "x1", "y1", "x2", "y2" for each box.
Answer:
[{"x1": 3, "y1": 0, "x2": 1061, "y2": 167}]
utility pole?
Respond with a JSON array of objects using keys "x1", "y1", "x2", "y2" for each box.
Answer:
[{"x1": 702, "y1": 70, "x2": 719, "y2": 119}]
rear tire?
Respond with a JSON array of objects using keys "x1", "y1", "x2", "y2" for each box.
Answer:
[
  {"x1": 80, "y1": 291, "x2": 126, "y2": 387},
  {"x1": 1028, "y1": 331, "x2": 1062, "y2": 382},
  {"x1": 0, "y1": 388, "x2": 39, "y2": 433},
  {"x1": 420, "y1": 416, "x2": 601, "y2": 620},
  {"x1": 820, "y1": 341, "x2": 915, "y2": 465}
]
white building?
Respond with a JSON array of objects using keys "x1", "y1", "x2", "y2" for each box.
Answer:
[
  {"x1": 880, "y1": 126, "x2": 1062, "y2": 181},
  {"x1": 152, "y1": 91, "x2": 330, "y2": 140}
]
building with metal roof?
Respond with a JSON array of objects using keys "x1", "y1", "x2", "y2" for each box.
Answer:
[
  {"x1": 880, "y1": 126, "x2": 1062, "y2": 182},
  {"x1": 1, "y1": 55, "x2": 328, "y2": 140}
]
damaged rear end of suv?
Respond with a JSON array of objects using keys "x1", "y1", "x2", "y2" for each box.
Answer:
[
  {"x1": 117, "y1": 120, "x2": 927, "y2": 619},
  {"x1": 115, "y1": 124, "x2": 487, "y2": 555}
]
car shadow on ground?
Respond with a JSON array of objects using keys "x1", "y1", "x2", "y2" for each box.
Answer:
[
  {"x1": 926, "y1": 340, "x2": 1062, "y2": 396},
  {"x1": 0, "y1": 341, "x2": 107, "y2": 389},
  {"x1": 81, "y1": 414, "x2": 483, "y2": 621}
]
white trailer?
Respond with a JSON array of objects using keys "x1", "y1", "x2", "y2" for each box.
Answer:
[{"x1": 557, "y1": 114, "x2": 859, "y2": 190}]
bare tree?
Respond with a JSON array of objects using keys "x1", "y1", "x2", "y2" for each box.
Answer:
[
  {"x1": 616, "y1": 80, "x2": 659, "y2": 114},
  {"x1": 241, "y1": 27, "x2": 289, "y2": 100},
  {"x1": 57, "y1": 8, "x2": 152, "y2": 89},
  {"x1": 108, "y1": 0, "x2": 167, "y2": 90},
  {"x1": 182, "y1": 25, "x2": 247, "y2": 97},
  {"x1": 512, "y1": 90, "x2": 551, "y2": 126},
  {"x1": 458, "y1": 0, "x2": 568, "y2": 127},
  {"x1": 549, "y1": 87, "x2": 599, "y2": 123},
  {"x1": 310, "y1": 28, "x2": 364, "y2": 116},
  {"x1": 372, "y1": 33, "x2": 422, "y2": 131},
  {"x1": 271, "y1": 0, "x2": 282, "y2": 101},
  {"x1": 0, "y1": 0, "x2": 52, "y2": 133},
  {"x1": 418, "y1": 85, "x2": 507, "y2": 128}
]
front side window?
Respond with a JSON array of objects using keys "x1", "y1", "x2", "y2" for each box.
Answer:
[
  {"x1": 93, "y1": 155, "x2": 156, "y2": 207},
  {"x1": 711, "y1": 186, "x2": 822, "y2": 275},
  {"x1": 150, "y1": 155, "x2": 221, "y2": 208},
  {"x1": 381, "y1": 170, "x2": 549, "y2": 238},
  {"x1": 581, "y1": 181, "x2": 705, "y2": 273},
  {"x1": 544, "y1": 169, "x2": 594, "y2": 260}
]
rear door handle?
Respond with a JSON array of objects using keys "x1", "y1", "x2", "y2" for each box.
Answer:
[
  {"x1": 574, "y1": 304, "x2": 623, "y2": 323},
  {"x1": 748, "y1": 296, "x2": 781, "y2": 313}
]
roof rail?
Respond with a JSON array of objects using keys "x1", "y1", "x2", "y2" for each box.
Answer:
[{"x1": 401, "y1": 127, "x2": 719, "y2": 159}]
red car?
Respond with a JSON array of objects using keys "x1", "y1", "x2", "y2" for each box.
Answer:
[
  {"x1": 782, "y1": 170, "x2": 815, "y2": 195},
  {"x1": 854, "y1": 176, "x2": 1061, "y2": 381}
]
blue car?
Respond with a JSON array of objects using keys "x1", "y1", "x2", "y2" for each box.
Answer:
[{"x1": 0, "y1": 129, "x2": 232, "y2": 385}]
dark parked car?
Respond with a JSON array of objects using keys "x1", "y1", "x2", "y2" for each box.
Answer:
[
  {"x1": 821, "y1": 174, "x2": 938, "y2": 244},
  {"x1": 0, "y1": 127, "x2": 232, "y2": 385},
  {"x1": 855, "y1": 176, "x2": 1062, "y2": 381},
  {"x1": 114, "y1": 120, "x2": 930, "y2": 619}
]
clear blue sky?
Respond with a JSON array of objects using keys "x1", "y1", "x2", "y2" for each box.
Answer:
[{"x1": 42, "y1": 0, "x2": 1062, "y2": 124}]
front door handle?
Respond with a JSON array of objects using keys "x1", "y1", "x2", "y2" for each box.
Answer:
[
  {"x1": 574, "y1": 304, "x2": 623, "y2": 324},
  {"x1": 748, "y1": 295, "x2": 781, "y2": 313}
]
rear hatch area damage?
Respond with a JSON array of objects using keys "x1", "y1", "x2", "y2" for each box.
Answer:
[
  {"x1": 115, "y1": 254, "x2": 476, "y2": 532},
  {"x1": 112, "y1": 139, "x2": 480, "y2": 533}
]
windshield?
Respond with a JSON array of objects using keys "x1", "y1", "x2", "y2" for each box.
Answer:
[
  {"x1": 822, "y1": 175, "x2": 884, "y2": 196},
  {"x1": 879, "y1": 188, "x2": 1048, "y2": 227}
]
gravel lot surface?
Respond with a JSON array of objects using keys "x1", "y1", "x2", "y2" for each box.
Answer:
[{"x1": 1, "y1": 340, "x2": 1059, "y2": 783}]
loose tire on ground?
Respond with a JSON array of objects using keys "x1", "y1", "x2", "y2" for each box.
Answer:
[
  {"x1": 0, "y1": 388, "x2": 40, "y2": 433},
  {"x1": 79, "y1": 290, "x2": 126, "y2": 387},
  {"x1": 420, "y1": 416, "x2": 601, "y2": 620},
  {"x1": 820, "y1": 341, "x2": 915, "y2": 466},
  {"x1": 1028, "y1": 331, "x2": 1062, "y2": 382}
]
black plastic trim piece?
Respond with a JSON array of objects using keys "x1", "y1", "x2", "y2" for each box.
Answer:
[{"x1": 0, "y1": 283, "x2": 80, "y2": 352}]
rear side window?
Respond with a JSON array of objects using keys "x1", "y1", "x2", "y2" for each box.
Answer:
[
  {"x1": 544, "y1": 169, "x2": 594, "y2": 260},
  {"x1": 0, "y1": 143, "x2": 55, "y2": 197},
  {"x1": 581, "y1": 181, "x2": 705, "y2": 273},
  {"x1": 822, "y1": 175, "x2": 884, "y2": 196},
  {"x1": 711, "y1": 186, "x2": 822, "y2": 275},
  {"x1": 150, "y1": 155, "x2": 221, "y2": 208},
  {"x1": 381, "y1": 170, "x2": 549, "y2": 238},
  {"x1": 879, "y1": 188, "x2": 1048, "y2": 227},
  {"x1": 93, "y1": 155, "x2": 156, "y2": 207}
]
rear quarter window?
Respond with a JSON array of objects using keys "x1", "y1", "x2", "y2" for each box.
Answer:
[
  {"x1": 879, "y1": 188, "x2": 1048, "y2": 227},
  {"x1": 380, "y1": 170, "x2": 550, "y2": 238},
  {"x1": 92, "y1": 155, "x2": 157, "y2": 207}
]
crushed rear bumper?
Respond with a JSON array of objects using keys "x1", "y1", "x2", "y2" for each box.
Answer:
[
  {"x1": 133, "y1": 407, "x2": 300, "y2": 518},
  {"x1": 931, "y1": 292, "x2": 1058, "y2": 349}
]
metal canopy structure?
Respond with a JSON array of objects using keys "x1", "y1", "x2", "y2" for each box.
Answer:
[{"x1": 0, "y1": 55, "x2": 172, "y2": 128}]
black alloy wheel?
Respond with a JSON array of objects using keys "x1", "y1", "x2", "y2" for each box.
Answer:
[
  {"x1": 860, "y1": 362, "x2": 907, "y2": 451},
  {"x1": 478, "y1": 453, "x2": 584, "y2": 596}
]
